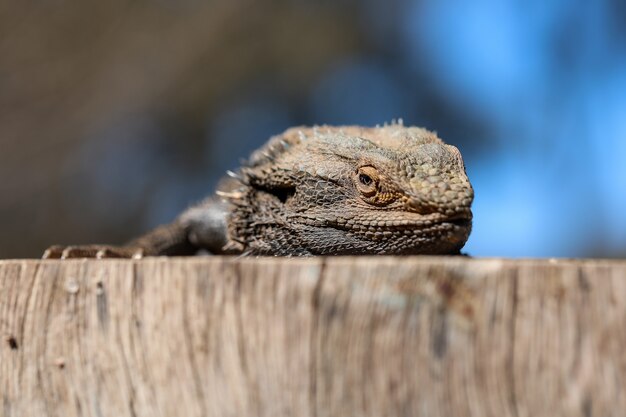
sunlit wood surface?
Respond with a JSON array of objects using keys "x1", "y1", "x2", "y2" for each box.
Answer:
[{"x1": 1, "y1": 257, "x2": 625, "y2": 416}]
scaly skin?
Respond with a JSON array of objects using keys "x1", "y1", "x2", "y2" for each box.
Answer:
[{"x1": 44, "y1": 123, "x2": 474, "y2": 258}]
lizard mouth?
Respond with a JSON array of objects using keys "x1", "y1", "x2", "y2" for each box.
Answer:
[
  {"x1": 442, "y1": 213, "x2": 472, "y2": 228},
  {"x1": 420, "y1": 209, "x2": 472, "y2": 228}
]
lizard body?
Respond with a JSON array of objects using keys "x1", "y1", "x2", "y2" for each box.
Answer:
[{"x1": 44, "y1": 123, "x2": 474, "y2": 258}]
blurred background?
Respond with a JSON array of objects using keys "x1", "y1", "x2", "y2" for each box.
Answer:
[{"x1": 1, "y1": 0, "x2": 625, "y2": 259}]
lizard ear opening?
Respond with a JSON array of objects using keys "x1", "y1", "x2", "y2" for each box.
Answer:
[
  {"x1": 262, "y1": 185, "x2": 296, "y2": 204},
  {"x1": 273, "y1": 186, "x2": 296, "y2": 203}
]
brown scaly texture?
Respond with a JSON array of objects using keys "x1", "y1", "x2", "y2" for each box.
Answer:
[{"x1": 44, "y1": 123, "x2": 474, "y2": 258}]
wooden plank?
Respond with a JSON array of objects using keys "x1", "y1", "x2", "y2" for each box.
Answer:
[{"x1": 1, "y1": 257, "x2": 625, "y2": 417}]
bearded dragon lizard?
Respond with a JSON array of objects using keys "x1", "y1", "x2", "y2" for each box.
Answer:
[{"x1": 44, "y1": 123, "x2": 474, "y2": 258}]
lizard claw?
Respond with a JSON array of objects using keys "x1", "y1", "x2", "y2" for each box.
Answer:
[{"x1": 42, "y1": 245, "x2": 145, "y2": 259}]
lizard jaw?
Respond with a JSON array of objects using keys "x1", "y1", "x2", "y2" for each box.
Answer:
[{"x1": 299, "y1": 210, "x2": 473, "y2": 255}]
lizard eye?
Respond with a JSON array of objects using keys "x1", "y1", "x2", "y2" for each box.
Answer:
[
  {"x1": 359, "y1": 174, "x2": 374, "y2": 186},
  {"x1": 355, "y1": 166, "x2": 379, "y2": 197},
  {"x1": 359, "y1": 173, "x2": 373, "y2": 185}
]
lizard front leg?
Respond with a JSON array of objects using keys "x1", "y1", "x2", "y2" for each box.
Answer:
[
  {"x1": 42, "y1": 197, "x2": 235, "y2": 259},
  {"x1": 177, "y1": 197, "x2": 240, "y2": 254},
  {"x1": 43, "y1": 221, "x2": 196, "y2": 259}
]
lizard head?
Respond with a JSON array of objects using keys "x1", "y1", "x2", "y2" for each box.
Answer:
[{"x1": 228, "y1": 123, "x2": 474, "y2": 255}]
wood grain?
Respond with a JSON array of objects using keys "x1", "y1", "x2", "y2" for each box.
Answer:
[{"x1": 1, "y1": 257, "x2": 625, "y2": 416}]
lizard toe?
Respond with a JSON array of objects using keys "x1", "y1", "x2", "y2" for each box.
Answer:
[{"x1": 42, "y1": 245, "x2": 65, "y2": 259}]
